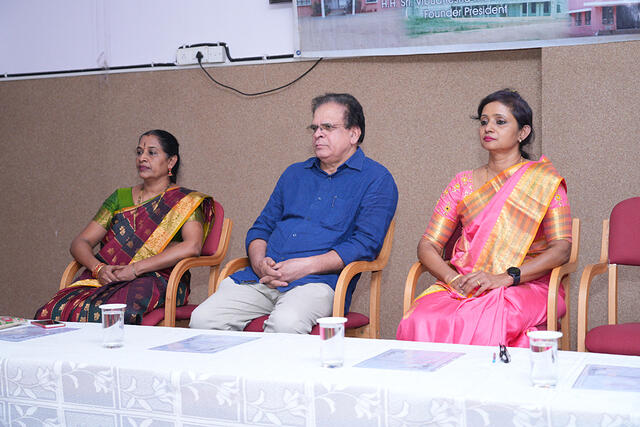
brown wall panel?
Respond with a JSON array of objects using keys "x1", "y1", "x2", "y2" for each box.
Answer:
[
  {"x1": 541, "y1": 40, "x2": 640, "y2": 348},
  {"x1": 3, "y1": 43, "x2": 634, "y2": 345}
]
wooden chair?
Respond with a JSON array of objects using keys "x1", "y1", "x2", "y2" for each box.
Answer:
[
  {"x1": 577, "y1": 197, "x2": 640, "y2": 355},
  {"x1": 403, "y1": 218, "x2": 580, "y2": 350},
  {"x1": 59, "y1": 200, "x2": 232, "y2": 327},
  {"x1": 215, "y1": 219, "x2": 396, "y2": 339}
]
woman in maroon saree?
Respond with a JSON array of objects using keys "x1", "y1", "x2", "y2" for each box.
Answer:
[{"x1": 35, "y1": 130, "x2": 214, "y2": 325}]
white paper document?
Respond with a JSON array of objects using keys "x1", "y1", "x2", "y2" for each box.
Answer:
[
  {"x1": 150, "y1": 334, "x2": 259, "y2": 354},
  {"x1": 573, "y1": 364, "x2": 640, "y2": 392},
  {"x1": 355, "y1": 349, "x2": 464, "y2": 372},
  {"x1": 0, "y1": 325, "x2": 78, "y2": 342}
]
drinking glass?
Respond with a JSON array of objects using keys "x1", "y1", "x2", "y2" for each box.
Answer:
[
  {"x1": 527, "y1": 330, "x2": 562, "y2": 387},
  {"x1": 317, "y1": 317, "x2": 347, "y2": 368},
  {"x1": 99, "y1": 303, "x2": 126, "y2": 348}
]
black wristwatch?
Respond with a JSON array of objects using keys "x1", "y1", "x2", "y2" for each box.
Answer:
[{"x1": 506, "y1": 267, "x2": 521, "y2": 286}]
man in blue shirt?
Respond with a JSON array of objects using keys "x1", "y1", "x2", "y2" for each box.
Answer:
[{"x1": 190, "y1": 93, "x2": 398, "y2": 333}]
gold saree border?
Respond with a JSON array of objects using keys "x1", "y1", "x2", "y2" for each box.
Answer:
[
  {"x1": 69, "y1": 279, "x2": 101, "y2": 288},
  {"x1": 474, "y1": 160, "x2": 563, "y2": 273},
  {"x1": 541, "y1": 205, "x2": 572, "y2": 242},
  {"x1": 423, "y1": 214, "x2": 457, "y2": 250},
  {"x1": 457, "y1": 159, "x2": 525, "y2": 224},
  {"x1": 131, "y1": 191, "x2": 212, "y2": 263}
]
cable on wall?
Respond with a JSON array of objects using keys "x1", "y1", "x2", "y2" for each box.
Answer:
[
  {"x1": 1, "y1": 63, "x2": 176, "y2": 79},
  {"x1": 196, "y1": 53, "x2": 323, "y2": 97}
]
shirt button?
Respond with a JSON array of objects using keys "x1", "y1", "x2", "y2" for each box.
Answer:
[
  {"x1": 317, "y1": 197, "x2": 322, "y2": 200},
  {"x1": 292, "y1": 233, "x2": 297, "y2": 237}
]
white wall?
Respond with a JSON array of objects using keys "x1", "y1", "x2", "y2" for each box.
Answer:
[{"x1": 1, "y1": 0, "x2": 295, "y2": 75}]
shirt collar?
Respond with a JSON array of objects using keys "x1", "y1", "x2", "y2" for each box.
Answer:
[{"x1": 305, "y1": 147, "x2": 364, "y2": 172}]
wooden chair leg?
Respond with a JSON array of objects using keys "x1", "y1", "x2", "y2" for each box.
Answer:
[{"x1": 560, "y1": 277, "x2": 571, "y2": 351}]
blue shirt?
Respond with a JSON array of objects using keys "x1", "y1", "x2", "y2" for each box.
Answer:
[{"x1": 231, "y1": 147, "x2": 398, "y2": 311}]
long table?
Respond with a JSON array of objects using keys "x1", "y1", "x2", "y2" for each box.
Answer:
[{"x1": 1, "y1": 322, "x2": 639, "y2": 426}]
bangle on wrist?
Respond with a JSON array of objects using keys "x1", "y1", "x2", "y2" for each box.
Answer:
[
  {"x1": 447, "y1": 273, "x2": 462, "y2": 286},
  {"x1": 132, "y1": 263, "x2": 139, "y2": 277},
  {"x1": 92, "y1": 262, "x2": 106, "y2": 279}
]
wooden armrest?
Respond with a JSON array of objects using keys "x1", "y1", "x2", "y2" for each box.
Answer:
[
  {"x1": 403, "y1": 261, "x2": 428, "y2": 315},
  {"x1": 576, "y1": 261, "x2": 609, "y2": 351},
  {"x1": 163, "y1": 220, "x2": 234, "y2": 328},
  {"x1": 164, "y1": 254, "x2": 226, "y2": 326},
  {"x1": 548, "y1": 217, "x2": 581, "y2": 294},
  {"x1": 59, "y1": 260, "x2": 82, "y2": 290},
  {"x1": 216, "y1": 257, "x2": 251, "y2": 290},
  {"x1": 546, "y1": 217, "x2": 580, "y2": 351},
  {"x1": 332, "y1": 220, "x2": 395, "y2": 337},
  {"x1": 332, "y1": 259, "x2": 384, "y2": 317},
  {"x1": 546, "y1": 259, "x2": 579, "y2": 331},
  {"x1": 547, "y1": 262, "x2": 574, "y2": 334}
]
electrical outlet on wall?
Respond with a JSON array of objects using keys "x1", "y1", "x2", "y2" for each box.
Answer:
[{"x1": 176, "y1": 46, "x2": 225, "y2": 65}]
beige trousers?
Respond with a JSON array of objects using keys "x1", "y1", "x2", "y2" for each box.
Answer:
[{"x1": 189, "y1": 277, "x2": 334, "y2": 333}]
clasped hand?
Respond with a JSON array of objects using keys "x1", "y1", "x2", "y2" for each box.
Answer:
[
  {"x1": 255, "y1": 257, "x2": 311, "y2": 289},
  {"x1": 453, "y1": 270, "x2": 512, "y2": 297},
  {"x1": 97, "y1": 264, "x2": 137, "y2": 285}
]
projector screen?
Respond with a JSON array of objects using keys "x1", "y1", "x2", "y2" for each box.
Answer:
[{"x1": 0, "y1": 0, "x2": 296, "y2": 76}]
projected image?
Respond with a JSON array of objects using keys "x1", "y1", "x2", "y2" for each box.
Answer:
[{"x1": 295, "y1": 0, "x2": 640, "y2": 56}]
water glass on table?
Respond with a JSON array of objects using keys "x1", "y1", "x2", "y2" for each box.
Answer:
[
  {"x1": 527, "y1": 330, "x2": 562, "y2": 387},
  {"x1": 99, "y1": 303, "x2": 126, "y2": 348},
  {"x1": 317, "y1": 317, "x2": 347, "y2": 368}
]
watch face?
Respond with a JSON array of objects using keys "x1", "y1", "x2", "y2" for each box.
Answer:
[{"x1": 507, "y1": 267, "x2": 520, "y2": 285}]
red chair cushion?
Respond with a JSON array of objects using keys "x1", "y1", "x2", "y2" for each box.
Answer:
[
  {"x1": 141, "y1": 308, "x2": 165, "y2": 326},
  {"x1": 244, "y1": 315, "x2": 268, "y2": 332},
  {"x1": 141, "y1": 304, "x2": 197, "y2": 326},
  {"x1": 585, "y1": 323, "x2": 640, "y2": 356},
  {"x1": 144, "y1": 304, "x2": 371, "y2": 332},
  {"x1": 243, "y1": 312, "x2": 370, "y2": 334}
]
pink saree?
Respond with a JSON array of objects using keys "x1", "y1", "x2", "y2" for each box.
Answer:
[{"x1": 397, "y1": 157, "x2": 572, "y2": 347}]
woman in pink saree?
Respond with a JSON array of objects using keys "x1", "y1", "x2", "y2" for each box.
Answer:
[{"x1": 397, "y1": 89, "x2": 572, "y2": 347}]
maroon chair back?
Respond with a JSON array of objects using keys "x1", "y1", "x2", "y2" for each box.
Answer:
[
  {"x1": 141, "y1": 200, "x2": 224, "y2": 326},
  {"x1": 584, "y1": 198, "x2": 640, "y2": 355},
  {"x1": 608, "y1": 197, "x2": 640, "y2": 266},
  {"x1": 201, "y1": 200, "x2": 225, "y2": 256},
  {"x1": 443, "y1": 222, "x2": 462, "y2": 261}
]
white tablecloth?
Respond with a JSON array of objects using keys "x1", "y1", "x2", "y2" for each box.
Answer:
[{"x1": 1, "y1": 322, "x2": 639, "y2": 426}]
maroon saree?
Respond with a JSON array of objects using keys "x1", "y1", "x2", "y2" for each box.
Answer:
[{"x1": 35, "y1": 187, "x2": 214, "y2": 325}]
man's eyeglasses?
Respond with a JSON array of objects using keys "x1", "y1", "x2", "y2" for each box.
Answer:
[
  {"x1": 306, "y1": 123, "x2": 345, "y2": 134},
  {"x1": 499, "y1": 344, "x2": 511, "y2": 363}
]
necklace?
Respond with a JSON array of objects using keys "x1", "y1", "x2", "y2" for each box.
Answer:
[
  {"x1": 484, "y1": 156, "x2": 525, "y2": 185},
  {"x1": 132, "y1": 183, "x2": 170, "y2": 231}
]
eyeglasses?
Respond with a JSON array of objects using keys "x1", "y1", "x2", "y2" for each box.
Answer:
[
  {"x1": 499, "y1": 344, "x2": 511, "y2": 363},
  {"x1": 306, "y1": 123, "x2": 345, "y2": 134}
]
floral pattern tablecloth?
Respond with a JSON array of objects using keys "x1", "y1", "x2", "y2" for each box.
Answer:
[{"x1": 1, "y1": 322, "x2": 639, "y2": 426}]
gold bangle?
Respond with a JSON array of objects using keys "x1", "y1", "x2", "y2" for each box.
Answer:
[
  {"x1": 447, "y1": 273, "x2": 462, "y2": 286},
  {"x1": 132, "y1": 263, "x2": 139, "y2": 277},
  {"x1": 92, "y1": 262, "x2": 106, "y2": 279}
]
